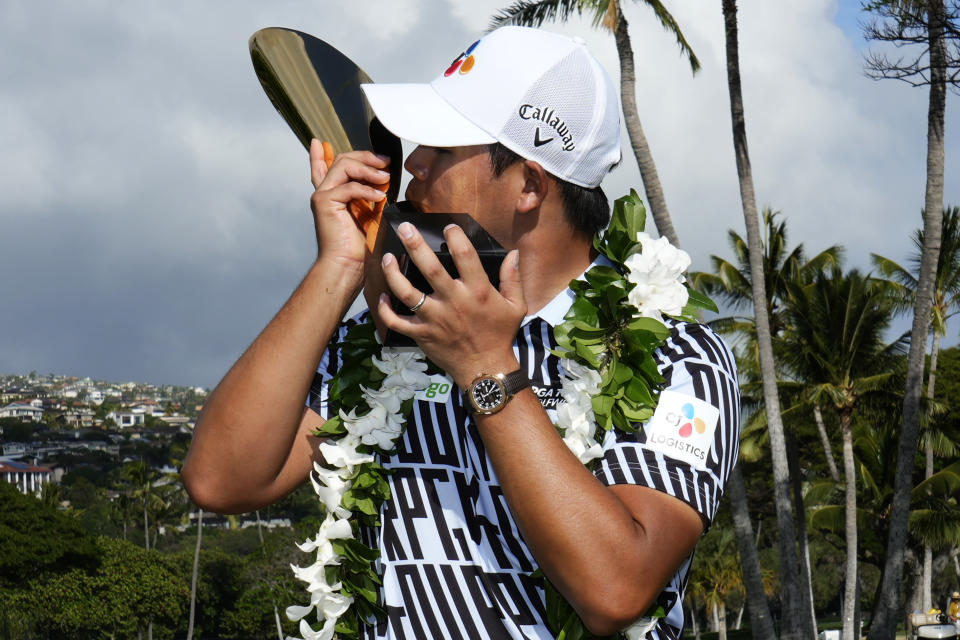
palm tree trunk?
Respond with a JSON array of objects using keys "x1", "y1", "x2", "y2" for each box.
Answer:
[
  {"x1": 789, "y1": 431, "x2": 819, "y2": 635},
  {"x1": 869, "y1": 3, "x2": 946, "y2": 637},
  {"x1": 256, "y1": 510, "x2": 286, "y2": 640},
  {"x1": 922, "y1": 329, "x2": 941, "y2": 611},
  {"x1": 143, "y1": 502, "x2": 149, "y2": 550},
  {"x1": 721, "y1": 3, "x2": 812, "y2": 638},
  {"x1": 813, "y1": 404, "x2": 840, "y2": 482},
  {"x1": 727, "y1": 466, "x2": 777, "y2": 640},
  {"x1": 691, "y1": 601, "x2": 701, "y2": 640},
  {"x1": 613, "y1": 5, "x2": 680, "y2": 247},
  {"x1": 186, "y1": 509, "x2": 202, "y2": 640},
  {"x1": 841, "y1": 412, "x2": 858, "y2": 640},
  {"x1": 718, "y1": 600, "x2": 728, "y2": 640}
]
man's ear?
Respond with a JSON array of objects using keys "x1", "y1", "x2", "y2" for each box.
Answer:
[{"x1": 517, "y1": 160, "x2": 548, "y2": 213}]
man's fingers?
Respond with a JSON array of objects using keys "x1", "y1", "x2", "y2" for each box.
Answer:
[
  {"x1": 311, "y1": 146, "x2": 391, "y2": 191},
  {"x1": 309, "y1": 139, "x2": 328, "y2": 189},
  {"x1": 443, "y1": 224, "x2": 486, "y2": 284},
  {"x1": 394, "y1": 222, "x2": 456, "y2": 296},
  {"x1": 341, "y1": 161, "x2": 391, "y2": 187},
  {"x1": 498, "y1": 249, "x2": 526, "y2": 311},
  {"x1": 312, "y1": 183, "x2": 387, "y2": 213},
  {"x1": 381, "y1": 252, "x2": 427, "y2": 312}
]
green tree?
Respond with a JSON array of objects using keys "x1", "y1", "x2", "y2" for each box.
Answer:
[
  {"x1": 490, "y1": 0, "x2": 698, "y2": 247},
  {"x1": 120, "y1": 459, "x2": 166, "y2": 550},
  {"x1": 872, "y1": 205, "x2": 960, "y2": 610},
  {"x1": 690, "y1": 207, "x2": 839, "y2": 638},
  {"x1": 863, "y1": 3, "x2": 960, "y2": 635},
  {"x1": 0, "y1": 417, "x2": 34, "y2": 442},
  {"x1": 14, "y1": 537, "x2": 187, "y2": 639},
  {"x1": 0, "y1": 481, "x2": 100, "y2": 588},
  {"x1": 780, "y1": 267, "x2": 906, "y2": 640}
]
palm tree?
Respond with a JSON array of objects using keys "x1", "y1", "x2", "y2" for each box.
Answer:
[
  {"x1": 780, "y1": 267, "x2": 907, "y2": 640},
  {"x1": 808, "y1": 420, "x2": 960, "y2": 620},
  {"x1": 690, "y1": 208, "x2": 839, "y2": 639},
  {"x1": 863, "y1": 3, "x2": 953, "y2": 635},
  {"x1": 489, "y1": 0, "x2": 698, "y2": 247},
  {"x1": 120, "y1": 460, "x2": 165, "y2": 551},
  {"x1": 120, "y1": 459, "x2": 167, "y2": 640},
  {"x1": 690, "y1": 207, "x2": 841, "y2": 343},
  {"x1": 186, "y1": 508, "x2": 203, "y2": 640},
  {"x1": 169, "y1": 440, "x2": 205, "y2": 640},
  {"x1": 720, "y1": 5, "x2": 815, "y2": 635},
  {"x1": 689, "y1": 526, "x2": 772, "y2": 640},
  {"x1": 872, "y1": 205, "x2": 960, "y2": 610}
]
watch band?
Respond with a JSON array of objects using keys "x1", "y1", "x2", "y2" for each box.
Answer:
[{"x1": 501, "y1": 369, "x2": 531, "y2": 397}]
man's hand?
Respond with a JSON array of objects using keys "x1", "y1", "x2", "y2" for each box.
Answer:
[
  {"x1": 308, "y1": 139, "x2": 390, "y2": 278},
  {"x1": 377, "y1": 222, "x2": 526, "y2": 387}
]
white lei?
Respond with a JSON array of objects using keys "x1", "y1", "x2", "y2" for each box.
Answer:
[{"x1": 287, "y1": 226, "x2": 693, "y2": 640}]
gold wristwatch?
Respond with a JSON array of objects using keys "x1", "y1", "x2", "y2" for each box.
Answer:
[{"x1": 466, "y1": 369, "x2": 531, "y2": 415}]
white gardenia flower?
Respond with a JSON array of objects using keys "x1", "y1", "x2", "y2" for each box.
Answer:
[
  {"x1": 341, "y1": 404, "x2": 405, "y2": 450},
  {"x1": 372, "y1": 348, "x2": 431, "y2": 392},
  {"x1": 562, "y1": 360, "x2": 602, "y2": 397},
  {"x1": 623, "y1": 616, "x2": 658, "y2": 639},
  {"x1": 361, "y1": 384, "x2": 404, "y2": 415},
  {"x1": 556, "y1": 400, "x2": 594, "y2": 437},
  {"x1": 309, "y1": 463, "x2": 351, "y2": 516},
  {"x1": 295, "y1": 617, "x2": 337, "y2": 640},
  {"x1": 624, "y1": 232, "x2": 691, "y2": 319},
  {"x1": 318, "y1": 435, "x2": 374, "y2": 468},
  {"x1": 563, "y1": 433, "x2": 604, "y2": 464},
  {"x1": 556, "y1": 359, "x2": 604, "y2": 463},
  {"x1": 284, "y1": 604, "x2": 314, "y2": 622}
]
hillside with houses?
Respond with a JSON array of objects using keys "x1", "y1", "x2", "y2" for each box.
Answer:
[
  {"x1": 0, "y1": 371, "x2": 321, "y2": 639},
  {"x1": 0, "y1": 372, "x2": 208, "y2": 496}
]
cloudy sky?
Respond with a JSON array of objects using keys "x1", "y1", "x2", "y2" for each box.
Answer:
[{"x1": 2, "y1": 1, "x2": 957, "y2": 388}]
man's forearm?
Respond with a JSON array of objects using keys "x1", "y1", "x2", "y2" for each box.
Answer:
[
  {"x1": 182, "y1": 258, "x2": 361, "y2": 512},
  {"x1": 474, "y1": 389, "x2": 702, "y2": 636}
]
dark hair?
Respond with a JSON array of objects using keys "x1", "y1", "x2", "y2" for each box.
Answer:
[{"x1": 486, "y1": 143, "x2": 610, "y2": 237}]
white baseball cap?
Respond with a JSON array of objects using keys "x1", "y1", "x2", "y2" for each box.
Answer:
[{"x1": 361, "y1": 26, "x2": 621, "y2": 188}]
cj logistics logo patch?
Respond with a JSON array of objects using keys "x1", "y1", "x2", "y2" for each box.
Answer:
[
  {"x1": 644, "y1": 390, "x2": 719, "y2": 471},
  {"x1": 674, "y1": 402, "x2": 707, "y2": 438},
  {"x1": 444, "y1": 40, "x2": 480, "y2": 76}
]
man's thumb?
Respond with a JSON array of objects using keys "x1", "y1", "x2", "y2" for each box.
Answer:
[{"x1": 499, "y1": 250, "x2": 525, "y2": 308}]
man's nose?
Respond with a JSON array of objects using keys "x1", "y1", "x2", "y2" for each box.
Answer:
[{"x1": 404, "y1": 146, "x2": 429, "y2": 181}]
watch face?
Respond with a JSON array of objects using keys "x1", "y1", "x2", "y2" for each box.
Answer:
[{"x1": 471, "y1": 377, "x2": 505, "y2": 413}]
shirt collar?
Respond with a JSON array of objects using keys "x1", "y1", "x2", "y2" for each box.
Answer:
[{"x1": 521, "y1": 254, "x2": 613, "y2": 327}]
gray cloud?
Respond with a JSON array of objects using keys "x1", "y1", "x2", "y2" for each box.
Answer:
[{"x1": 1, "y1": 0, "x2": 956, "y2": 387}]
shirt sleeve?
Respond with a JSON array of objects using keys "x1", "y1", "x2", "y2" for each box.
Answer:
[
  {"x1": 593, "y1": 321, "x2": 740, "y2": 526},
  {"x1": 306, "y1": 311, "x2": 367, "y2": 420}
]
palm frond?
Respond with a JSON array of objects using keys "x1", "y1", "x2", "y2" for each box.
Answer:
[
  {"x1": 488, "y1": 0, "x2": 585, "y2": 31},
  {"x1": 638, "y1": 0, "x2": 701, "y2": 73}
]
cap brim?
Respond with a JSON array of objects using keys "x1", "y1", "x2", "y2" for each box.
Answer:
[{"x1": 361, "y1": 83, "x2": 496, "y2": 147}]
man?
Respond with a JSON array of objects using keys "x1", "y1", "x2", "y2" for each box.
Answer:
[
  {"x1": 949, "y1": 591, "x2": 960, "y2": 624},
  {"x1": 183, "y1": 26, "x2": 739, "y2": 639}
]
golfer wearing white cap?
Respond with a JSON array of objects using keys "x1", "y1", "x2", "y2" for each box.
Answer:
[{"x1": 185, "y1": 26, "x2": 739, "y2": 640}]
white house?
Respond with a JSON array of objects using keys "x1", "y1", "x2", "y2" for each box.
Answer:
[
  {"x1": 106, "y1": 410, "x2": 145, "y2": 428},
  {"x1": 0, "y1": 402, "x2": 43, "y2": 422},
  {"x1": 0, "y1": 458, "x2": 52, "y2": 495}
]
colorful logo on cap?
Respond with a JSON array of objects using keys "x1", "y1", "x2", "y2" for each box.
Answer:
[
  {"x1": 444, "y1": 40, "x2": 480, "y2": 76},
  {"x1": 677, "y1": 402, "x2": 707, "y2": 438}
]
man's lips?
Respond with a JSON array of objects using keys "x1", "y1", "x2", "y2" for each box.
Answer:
[{"x1": 403, "y1": 186, "x2": 428, "y2": 213}]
